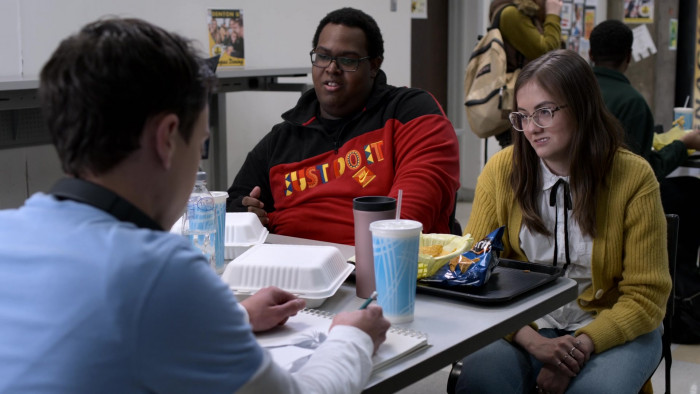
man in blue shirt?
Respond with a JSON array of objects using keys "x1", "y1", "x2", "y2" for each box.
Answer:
[{"x1": 0, "y1": 18, "x2": 389, "y2": 393}]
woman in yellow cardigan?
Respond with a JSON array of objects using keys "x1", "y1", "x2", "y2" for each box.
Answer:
[{"x1": 455, "y1": 49, "x2": 671, "y2": 394}]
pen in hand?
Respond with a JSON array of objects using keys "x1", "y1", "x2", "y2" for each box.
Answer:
[{"x1": 359, "y1": 291, "x2": 378, "y2": 310}]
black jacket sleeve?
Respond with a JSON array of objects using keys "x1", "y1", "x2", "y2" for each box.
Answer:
[{"x1": 225, "y1": 137, "x2": 276, "y2": 213}]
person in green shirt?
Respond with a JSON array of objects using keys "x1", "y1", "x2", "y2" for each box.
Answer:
[
  {"x1": 589, "y1": 19, "x2": 700, "y2": 180},
  {"x1": 590, "y1": 19, "x2": 700, "y2": 287}
]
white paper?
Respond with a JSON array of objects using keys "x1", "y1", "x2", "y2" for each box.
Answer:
[{"x1": 631, "y1": 25, "x2": 657, "y2": 62}]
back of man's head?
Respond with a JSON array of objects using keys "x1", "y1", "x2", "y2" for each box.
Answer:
[
  {"x1": 39, "y1": 18, "x2": 216, "y2": 177},
  {"x1": 589, "y1": 20, "x2": 633, "y2": 68},
  {"x1": 312, "y1": 7, "x2": 384, "y2": 60}
]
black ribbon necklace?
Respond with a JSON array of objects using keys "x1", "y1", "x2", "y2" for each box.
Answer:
[{"x1": 549, "y1": 178, "x2": 572, "y2": 271}]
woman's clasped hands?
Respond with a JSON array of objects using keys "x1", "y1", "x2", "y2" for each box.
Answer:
[{"x1": 525, "y1": 331, "x2": 594, "y2": 394}]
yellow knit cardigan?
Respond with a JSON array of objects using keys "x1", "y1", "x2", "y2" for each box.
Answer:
[{"x1": 465, "y1": 147, "x2": 672, "y2": 354}]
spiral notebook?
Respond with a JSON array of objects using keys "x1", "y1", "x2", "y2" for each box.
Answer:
[{"x1": 255, "y1": 308, "x2": 429, "y2": 372}]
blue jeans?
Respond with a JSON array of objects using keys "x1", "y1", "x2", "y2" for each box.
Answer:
[{"x1": 455, "y1": 326, "x2": 662, "y2": 394}]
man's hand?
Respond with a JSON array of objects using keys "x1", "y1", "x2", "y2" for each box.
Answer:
[
  {"x1": 545, "y1": 0, "x2": 563, "y2": 16},
  {"x1": 242, "y1": 186, "x2": 269, "y2": 226},
  {"x1": 330, "y1": 306, "x2": 391, "y2": 354},
  {"x1": 240, "y1": 286, "x2": 305, "y2": 332},
  {"x1": 680, "y1": 129, "x2": 700, "y2": 151}
]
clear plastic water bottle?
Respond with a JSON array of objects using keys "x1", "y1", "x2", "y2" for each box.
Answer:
[{"x1": 182, "y1": 171, "x2": 217, "y2": 270}]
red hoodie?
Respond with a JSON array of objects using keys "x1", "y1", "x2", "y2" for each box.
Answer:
[{"x1": 226, "y1": 70, "x2": 460, "y2": 245}]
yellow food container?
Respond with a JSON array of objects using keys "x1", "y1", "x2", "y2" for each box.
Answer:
[
  {"x1": 417, "y1": 233, "x2": 474, "y2": 279},
  {"x1": 653, "y1": 124, "x2": 695, "y2": 156}
]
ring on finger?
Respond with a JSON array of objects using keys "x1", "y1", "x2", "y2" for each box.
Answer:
[{"x1": 569, "y1": 346, "x2": 576, "y2": 356}]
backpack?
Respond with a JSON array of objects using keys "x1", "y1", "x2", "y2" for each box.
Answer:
[{"x1": 464, "y1": 4, "x2": 520, "y2": 139}]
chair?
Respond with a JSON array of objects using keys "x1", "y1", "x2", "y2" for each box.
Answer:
[
  {"x1": 446, "y1": 360, "x2": 461, "y2": 394},
  {"x1": 448, "y1": 191, "x2": 463, "y2": 236},
  {"x1": 445, "y1": 214, "x2": 679, "y2": 394},
  {"x1": 648, "y1": 213, "x2": 678, "y2": 394}
]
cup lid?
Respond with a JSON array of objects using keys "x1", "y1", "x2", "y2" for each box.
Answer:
[
  {"x1": 353, "y1": 196, "x2": 396, "y2": 211},
  {"x1": 370, "y1": 219, "x2": 422, "y2": 234},
  {"x1": 210, "y1": 191, "x2": 229, "y2": 202}
]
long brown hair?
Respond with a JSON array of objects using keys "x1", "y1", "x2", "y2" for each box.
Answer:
[{"x1": 510, "y1": 49, "x2": 623, "y2": 237}]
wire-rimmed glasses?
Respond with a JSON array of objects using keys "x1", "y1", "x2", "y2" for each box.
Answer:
[
  {"x1": 508, "y1": 106, "x2": 568, "y2": 131},
  {"x1": 310, "y1": 51, "x2": 370, "y2": 72}
]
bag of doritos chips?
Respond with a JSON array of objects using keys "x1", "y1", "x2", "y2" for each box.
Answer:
[{"x1": 420, "y1": 226, "x2": 505, "y2": 287}]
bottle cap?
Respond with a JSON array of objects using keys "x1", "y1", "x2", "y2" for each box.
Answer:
[{"x1": 196, "y1": 171, "x2": 207, "y2": 182}]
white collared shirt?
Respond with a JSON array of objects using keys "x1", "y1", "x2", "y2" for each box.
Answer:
[{"x1": 519, "y1": 160, "x2": 594, "y2": 331}]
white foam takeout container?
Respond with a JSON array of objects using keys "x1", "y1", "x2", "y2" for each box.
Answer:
[
  {"x1": 221, "y1": 244, "x2": 354, "y2": 308},
  {"x1": 224, "y1": 212, "x2": 269, "y2": 260}
]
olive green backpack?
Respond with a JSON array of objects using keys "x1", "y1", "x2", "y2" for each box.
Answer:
[{"x1": 463, "y1": 4, "x2": 519, "y2": 139}]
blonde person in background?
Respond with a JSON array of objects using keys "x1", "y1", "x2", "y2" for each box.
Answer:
[
  {"x1": 454, "y1": 50, "x2": 670, "y2": 394},
  {"x1": 208, "y1": 17, "x2": 218, "y2": 41},
  {"x1": 489, "y1": 0, "x2": 563, "y2": 148}
]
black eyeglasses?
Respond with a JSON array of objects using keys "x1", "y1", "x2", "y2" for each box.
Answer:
[
  {"x1": 508, "y1": 106, "x2": 568, "y2": 131},
  {"x1": 310, "y1": 51, "x2": 370, "y2": 72}
]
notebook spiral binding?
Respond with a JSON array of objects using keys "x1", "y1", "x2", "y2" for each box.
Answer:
[
  {"x1": 303, "y1": 308, "x2": 428, "y2": 339},
  {"x1": 389, "y1": 326, "x2": 428, "y2": 338},
  {"x1": 303, "y1": 308, "x2": 334, "y2": 318}
]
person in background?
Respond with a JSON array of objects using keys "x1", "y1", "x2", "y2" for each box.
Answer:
[
  {"x1": 589, "y1": 19, "x2": 700, "y2": 280},
  {"x1": 590, "y1": 19, "x2": 700, "y2": 179},
  {"x1": 0, "y1": 18, "x2": 389, "y2": 393},
  {"x1": 571, "y1": 4, "x2": 583, "y2": 37},
  {"x1": 208, "y1": 16, "x2": 218, "y2": 41},
  {"x1": 217, "y1": 25, "x2": 234, "y2": 56},
  {"x1": 455, "y1": 50, "x2": 670, "y2": 394},
  {"x1": 489, "y1": 0, "x2": 563, "y2": 148},
  {"x1": 229, "y1": 17, "x2": 244, "y2": 58},
  {"x1": 226, "y1": 7, "x2": 460, "y2": 245}
]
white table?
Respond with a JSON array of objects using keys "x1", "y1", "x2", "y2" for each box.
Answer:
[
  {"x1": 265, "y1": 234, "x2": 578, "y2": 393},
  {"x1": 204, "y1": 67, "x2": 310, "y2": 190},
  {"x1": 0, "y1": 68, "x2": 312, "y2": 191}
]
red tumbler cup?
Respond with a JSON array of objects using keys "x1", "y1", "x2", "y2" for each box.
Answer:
[{"x1": 353, "y1": 196, "x2": 396, "y2": 298}]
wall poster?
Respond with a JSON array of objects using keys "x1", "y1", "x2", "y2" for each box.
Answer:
[
  {"x1": 208, "y1": 9, "x2": 245, "y2": 67},
  {"x1": 623, "y1": 0, "x2": 654, "y2": 24},
  {"x1": 560, "y1": 2, "x2": 573, "y2": 30},
  {"x1": 411, "y1": 0, "x2": 428, "y2": 19},
  {"x1": 561, "y1": 0, "x2": 594, "y2": 61},
  {"x1": 669, "y1": 18, "x2": 678, "y2": 50}
]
